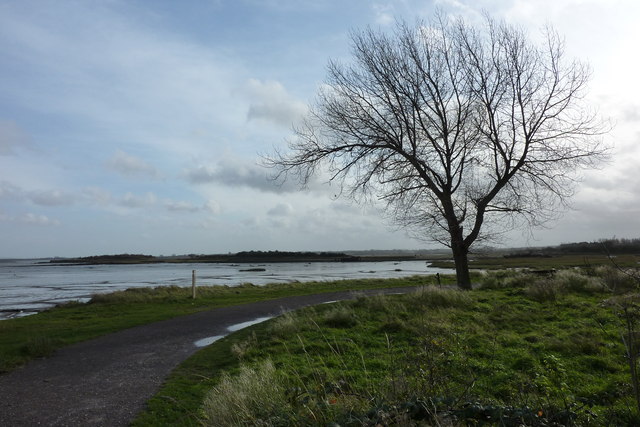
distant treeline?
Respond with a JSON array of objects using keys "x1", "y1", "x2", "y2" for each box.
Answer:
[
  {"x1": 232, "y1": 250, "x2": 349, "y2": 259},
  {"x1": 52, "y1": 254, "x2": 158, "y2": 264},
  {"x1": 507, "y1": 238, "x2": 640, "y2": 257},
  {"x1": 51, "y1": 251, "x2": 357, "y2": 265},
  {"x1": 556, "y1": 238, "x2": 640, "y2": 254},
  {"x1": 194, "y1": 251, "x2": 357, "y2": 263}
]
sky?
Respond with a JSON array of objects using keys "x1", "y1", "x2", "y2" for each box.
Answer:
[{"x1": 0, "y1": 0, "x2": 639, "y2": 258}]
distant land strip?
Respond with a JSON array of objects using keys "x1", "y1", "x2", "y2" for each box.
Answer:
[
  {"x1": 45, "y1": 238, "x2": 640, "y2": 266},
  {"x1": 48, "y1": 251, "x2": 435, "y2": 265}
]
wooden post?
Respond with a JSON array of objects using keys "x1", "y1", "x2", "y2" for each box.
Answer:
[{"x1": 191, "y1": 270, "x2": 196, "y2": 299}]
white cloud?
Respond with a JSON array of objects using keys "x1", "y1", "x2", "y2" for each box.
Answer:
[
  {"x1": 119, "y1": 192, "x2": 157, "y2": 209},
  {"x1": 267, "y1": 202, "x2": 293, "y2": 216},
  {"x1": 18, "y1": 212, "x2": 60, "y2": 226},
  {"x1": 82, "y1": 187, "x2": 113, "y2": 206},
  {"x1": 106, "y1": 150, "x2": 159, "y2": 179},
  {"x1": 0, "y1": 211, "x2": 60, "y2": 226},
  {"x1": 242, "y1": 79, "x2": 307, "y2": 128},
  {"x1": 0, "y1": 181, "x2": 76, "y2": 206},
  {"x1": 373, "y1": 3, "x2": 395, "y2": 26},
  {"x1": 204, "y1": 199, "x2": 221, "y2": 214},
  {"x1": 29, "y1": 189, "x2": 76, "y2": 206}
]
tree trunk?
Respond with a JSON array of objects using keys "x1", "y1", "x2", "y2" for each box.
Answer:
[{"x1": 451, "y1": 231, "x2": 472, "y2": 290}]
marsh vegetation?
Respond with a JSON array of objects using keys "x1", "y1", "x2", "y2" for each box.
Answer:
[{"x1": 135, "y1": 266, "x2": 640, "y2": 426}]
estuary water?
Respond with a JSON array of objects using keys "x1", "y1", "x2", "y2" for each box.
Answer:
[{"x1": 0, "y1": 259, "x2": 453, "y2": 319}]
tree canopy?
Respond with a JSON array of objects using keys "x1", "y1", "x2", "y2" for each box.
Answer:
[{"x1": 269, "y1": 14, "x2": 608, "y2": 288}]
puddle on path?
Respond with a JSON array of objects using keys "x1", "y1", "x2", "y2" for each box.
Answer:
[
  {"x1": 194, "y1": 316, "x2": 274, "y2": 348},
  {"x1": 227, "y1": 316, "x2": 273, "y2": 332},
  {"x1": 194, "y1": 335, "x2": 225, "y2": 347}
]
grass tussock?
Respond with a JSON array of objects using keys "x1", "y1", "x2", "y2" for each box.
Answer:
[
  {"x1": 412, "y1": 286, "x2": 472, "y2": 309},
  {"x1": 552, "y1": 269, "x2": 603, "y2": 293},
  {"x1": 479, "y1": 270, "x2": 533, "y2": 289},
  {"x1": 230, "y1": 332, "x2": 258, "y2": 360},
  {"x1": 268, "y1": 310, "x2": 303, "y2": 338},
  {"x1": 524, "y1": 279, "x2": 559, "y2": 302},
  {"x1": 20, "y1": 336, "x2": 59, "y2": 359},
  {"x1": 201, "y1": 360, "x2": 288, "y2": 426},
  {"x1": 320, "y1": 304, "x2": 359, "y2": 328}
]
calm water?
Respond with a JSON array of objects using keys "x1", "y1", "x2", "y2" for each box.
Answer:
[{"x1": 0, "y1": 259, "x2": 453, "y2": 319}]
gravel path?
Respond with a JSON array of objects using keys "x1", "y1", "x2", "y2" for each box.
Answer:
[{"x1": 0, "y1": 286, "x2": 421, "y2": 426}]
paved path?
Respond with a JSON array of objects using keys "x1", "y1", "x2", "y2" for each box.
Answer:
[{"x1": 0, "y1": 286, "x2": 420, "y2": 426}]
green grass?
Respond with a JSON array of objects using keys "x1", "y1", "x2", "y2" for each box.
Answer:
[
  {"x1": 430, "y1": 254, "x2": 640, "y2": 270},
  {"x1": 133, "y1": 269, "x2": 640, "y2": 426},
  {"x1": 0, "y1": 275, "x2": 454, "y2": 373}
]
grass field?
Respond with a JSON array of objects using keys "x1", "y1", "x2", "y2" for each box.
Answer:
[
  {"x1": 0, "y1": 274, "x2": 456, "y2": 373},
  {"x1": 429, "y1": 254, "x2": 640, "y2": 270},
  {"x1": 133, "y1": 266, "x2": 640, "y2": 426}
]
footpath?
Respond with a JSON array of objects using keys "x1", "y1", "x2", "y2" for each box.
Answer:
[{"x1": 0, "y1": 286, "x2": 420, "y2": 426}]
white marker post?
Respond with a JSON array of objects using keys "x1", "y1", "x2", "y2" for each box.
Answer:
[{"x1": 191, "y1": 270, "x2": 197, "y2": 299}]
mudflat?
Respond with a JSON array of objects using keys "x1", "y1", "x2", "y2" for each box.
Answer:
[{"x1": 0, "y1": 286, "x2": 420, "y2": 426}]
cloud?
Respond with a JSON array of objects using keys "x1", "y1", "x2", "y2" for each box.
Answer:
[
  {"x1": 619, "y1": 104, "x2": 640, "y2": 123},
  {"x1": 119, "y1": 192, "x2": 157, "y2": 208},
  {"x1": 0, "y1": 179, "x2": 212, "y2": 220},
  {"x1": 82, "y1": 187, "x2": 113, "y2": 206},
  {"x1": 185, "y1": 160, "x2": 299, "y2": 194},
  {"x1": 0, "y1": 120, "x2": 28, "y2": 156},
  {"x1": 18, "y1": 212, "x2": 60, "y2": 226},
  {"x1": 106, "y1": 150, "x2": 159, "y2": 179},
  {"x1": 204, "y1": 199, "x2": 221, "y2": 214},
  {"x1": 164, "y1": 200, "x2": 200, "y2": 213},
  {"x1": 243, "y1": 79, "x2": 307, "y2": 127},
  {"x1": 0, "y1": 211, "x2": 60, "y2": 226},
  {"x1": 29, "y1": 189, "x2": 76, "y2": 206},
  {"x1": 0, "y1": 181, "x2": 76, "y2": 206},
  {"x1": 117, "y1": 192, "x2": 207, "y2": 214},
  {"x1": 372, "y1": 3, "x2": 395, "y2": 26},
  {"x1": 0, "y1": 180, "x2": 21, "y2": 200},
  {"x1": 267, "y1": 202, "x2": 293, "y2": 216}
]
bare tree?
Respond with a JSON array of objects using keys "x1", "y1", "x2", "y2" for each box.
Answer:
[{"x1": 268, "y1": 15, "x2": 608, "y2": 289}]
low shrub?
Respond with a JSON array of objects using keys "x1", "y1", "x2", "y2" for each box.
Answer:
[
  {"x1": 553, "y1": 269, "x2": 603, "y2": 294},
  {"x1": 595, "y1": 265, "x2": 639, "y2": 293},
  {"x1": 524, "y1": 269, "x2": 606, "y2": 302}
]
